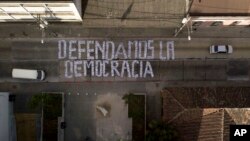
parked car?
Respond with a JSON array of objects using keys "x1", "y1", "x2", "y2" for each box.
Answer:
[
  {"x1": 210, "y1": 45, "x2": 233, "y2": 54},
  {"x1": 12, "y1": 68, "x2": 45, "y2": 80}
]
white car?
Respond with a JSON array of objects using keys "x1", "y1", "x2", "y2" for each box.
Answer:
[
  {"x1": 12, "y1": 68, "x2": 46, "y2": 80},
  {"x1": 210, "y1": 45, "x2": 233, "y2": 54}
]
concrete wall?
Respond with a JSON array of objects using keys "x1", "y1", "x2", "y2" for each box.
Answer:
[{"x1": 0, "y1": 92, "x2": 10, "y2": 141}]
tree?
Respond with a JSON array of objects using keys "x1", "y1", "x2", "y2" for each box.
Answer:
[
  {"x1": 28, "y1": 94, "x2": 62, "y2": 119},
  {"x1": 146, "y1": 120, "x2": 178, "y2": 141},
  {"x1": 122, "y1": 93, "x2": 144, "y2": 120}
]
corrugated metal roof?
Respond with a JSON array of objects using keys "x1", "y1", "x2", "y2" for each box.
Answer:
[{"x1": 0, "y1": 1, "x2": 82, "y2": 22}]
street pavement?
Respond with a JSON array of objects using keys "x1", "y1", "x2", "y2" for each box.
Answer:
[
  {"x1": 8, "y1": 38, "x2": 250, "y2": 60},
  {"x1": 0, "y1": 26, "x2": 250, "y2": 39},
  {"x1": 82, "y1": 0, "x2": 185, "y2": 28},
  {"x1": 1, "y1": 59, "x2": 249, "y2": 82},
  {"x1": 0, "y1": 38, "x2": 250, "y2": 82}
]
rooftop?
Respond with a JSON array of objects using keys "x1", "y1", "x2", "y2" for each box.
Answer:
[
  {"x1": 190, "y1": 0, "x2": 250, "y2": 16},
  {"x1": 0, "y1": 0, "x2": 82, "y2": 22},
  {"x1": 162, "y1": 87, "x2": 250, "y2": 141}
]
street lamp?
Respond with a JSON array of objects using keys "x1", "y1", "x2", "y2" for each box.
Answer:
[
  {"x1": 174, "y1": 16, "x2": 191, "y2": 41},
  {"x1": 182, "y1": 18, "x2": 188, "y2": 24},
  {"x1": 187, "y1": 19, "x2": 191, "y2": 41},
  {"x1": 39, "y1": 20, "x2": 48, "y2": 29},
  {"x1": 37, "y1": 14, "x2": 48, "y2": 44}
]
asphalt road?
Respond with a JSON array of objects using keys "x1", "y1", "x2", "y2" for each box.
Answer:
[
  {"x1": 8, "y1": 38, "x2": 250, "y2": 60},
  {"x1": 0, "y1": 38, "x2": 250, "y2": 82}
]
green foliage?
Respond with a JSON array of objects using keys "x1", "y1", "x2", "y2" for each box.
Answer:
[
  {"x1": 122, "y1": 93, "x2": 145, "y2": 120},
  {"x1": 146, "y1": 120, "x2": 178, "y2": 141},
  {"x1": 28, "y1": 94, "x2": 62, "y2": 119},
  {"x1": 123, "y1": 93, "x2": 145, "y2": 141},
  {"x1": 122, "y1": 92, "x2": 133, "y2": 104}
]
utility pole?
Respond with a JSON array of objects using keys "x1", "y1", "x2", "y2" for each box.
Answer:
[
  {"x1": 174, "y1": 16, "x2": 191, "y2": 37},
  {"x1": 174, "y1": 0, "x2": 193, "y2": 39}
]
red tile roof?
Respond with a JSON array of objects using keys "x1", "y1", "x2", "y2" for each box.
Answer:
[{"x1": 162, "y1": 87, "x2": 250, "y2": 141}]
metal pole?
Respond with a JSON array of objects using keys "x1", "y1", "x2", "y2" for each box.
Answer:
[
  {"x1": 174, "y1": 17, "x2": 191, "y2": 37},
  {"x1": 174, "y1": 23, "x2": 187, "y2": 37},
  {"x1": 174, "y1": 0, "x2": 193, "y2": 37},
  {"x1": 187, "y1": 21, "x2": 191, "y2": 40}
]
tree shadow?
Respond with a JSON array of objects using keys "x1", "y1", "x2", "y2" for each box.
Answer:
[
  {"x1": 121, "y1": 2, "x2": 134, "y2": 21},
  {"x1": 82, "y1": 0, "x2": 89, "y2": 17}
]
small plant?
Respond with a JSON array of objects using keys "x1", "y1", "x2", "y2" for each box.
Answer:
[
  {"x1": 123, "y1": 93, "x2": 145, "y2": 141},
  {"x1": 122, "y1": 93, "x2": 134, "y2": 104},
  {"x1": 146, "y1": 120, "x2": 178, "y2": 141},
  {"x1": 122, "y1": 93, "x2": 144, "y2": 119},
  {"x1": 28, "y1": 94, "x2": 62, "y2": 119}
]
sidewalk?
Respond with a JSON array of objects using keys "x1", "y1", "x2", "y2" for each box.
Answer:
[{"x1": 82, "y1": 0, "x2": 185, "y2": 28}]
